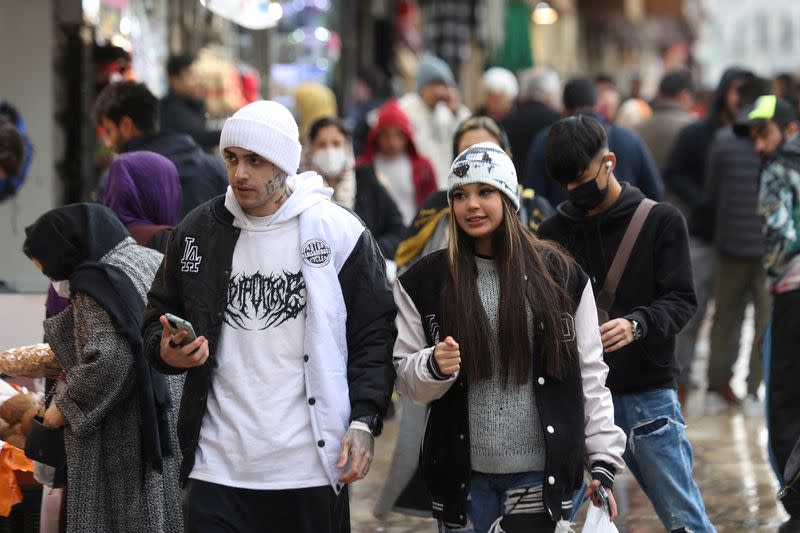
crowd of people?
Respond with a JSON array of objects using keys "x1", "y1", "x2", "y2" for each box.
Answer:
[{"x1": 3, "y1": 49, "x2": 800, "y2": 533}]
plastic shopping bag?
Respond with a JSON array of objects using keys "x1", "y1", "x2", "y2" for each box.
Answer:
[{"x1": 581, "y1": 504, "x2": 619, "y2": 533}]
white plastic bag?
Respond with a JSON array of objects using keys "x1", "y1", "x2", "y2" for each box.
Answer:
[{"x1": 581, "y1": 504, "x2": 619, "y2": 533}]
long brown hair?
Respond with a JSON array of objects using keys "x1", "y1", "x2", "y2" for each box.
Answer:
[{"x1": 441, "y1": 196, "x2": 577, "y2": 384}]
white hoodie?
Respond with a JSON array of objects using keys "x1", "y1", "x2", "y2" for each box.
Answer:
[{"x1": 190, "y1": 172, "x2": 366, "y2": 492}]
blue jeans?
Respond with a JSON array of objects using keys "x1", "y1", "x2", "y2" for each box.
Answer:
[
  {"x1": 439, "y1": 471, "x2": 546, "y2": 533},
  {"x1": 613, "y1": 388, "x2": 716, "y2": 533}
]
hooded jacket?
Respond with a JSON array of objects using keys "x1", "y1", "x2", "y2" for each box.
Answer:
[
  {"x1": 663, "y1": 67, "x2": 750, "y2": 241},
  {"x1": 160, "y1": 90, "x2": 221, "y2": 150},
  {"x1": 538, "y1": 184, "x2": 697, "y2": 393},
  {"x1": 359, "y1": 99, "x2": 438, "y2": 209},
  {"x1": 124, "y1": 132, "x2": 228, "y2": 219},
  {"x1": 141, "y1": 172, "x2": 397, "y2": 490},
  {"x1": 523, "y1": 111, "x2": 663, "y2": 206}
]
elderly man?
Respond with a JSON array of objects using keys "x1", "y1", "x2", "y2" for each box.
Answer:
[{"x1": 502, "y1": 67, "x2": 561, "y2": 176}]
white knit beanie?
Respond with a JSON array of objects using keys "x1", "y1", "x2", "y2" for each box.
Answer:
[
  {"x1": 447, "y1": 141, "x2": 520, "y2": 211},
  {"x1": 219, "y1": 100, "x2": 302, "y2": 176}
]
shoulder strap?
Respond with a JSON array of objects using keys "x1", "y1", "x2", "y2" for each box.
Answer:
[{"x1": 596, "y1": 199, "x2": 656, "y2": 313}]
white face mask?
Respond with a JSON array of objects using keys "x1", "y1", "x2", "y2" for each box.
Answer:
[
  {"x1": 51, "y1": 280, "x2": 71, "y2": 299},
  {"x1": 311, "y1": 147, "x2": 348, "y2": 178}
]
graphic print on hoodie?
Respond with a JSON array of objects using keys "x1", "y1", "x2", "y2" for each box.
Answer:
[{"x1": 190, "y1": 184, "x2": 329, "y2": 490}]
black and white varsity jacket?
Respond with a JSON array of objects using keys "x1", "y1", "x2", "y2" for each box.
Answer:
[{"x1": 392, "y1": 250, "x2": 626, "y2": 527}]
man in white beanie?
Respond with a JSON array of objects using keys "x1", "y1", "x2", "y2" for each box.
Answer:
[
  {"x1": 478, "y1": 67, "x2": 519, "y2": 123},
  {"x1": 399, "y1": 54, "x2": 471, "y2": 188},
  {"x1": 141, "y1": 100, "x2": 397, "y2": 532}
]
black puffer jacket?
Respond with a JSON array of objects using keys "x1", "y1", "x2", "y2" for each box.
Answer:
[
  {"x1": 141, "y1": 195, "x2": 397, "y2": 485},
  {"x1": 704, "y1": 127, "x2": 765, "y2": 259},
  {"x1": 354, "y1": 165, "x2": 406, "y2": 259}
]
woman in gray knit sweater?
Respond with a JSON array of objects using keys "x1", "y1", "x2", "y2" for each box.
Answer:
[{"x1": 23, "y1": 204, "x2": 183, "y2": 532}]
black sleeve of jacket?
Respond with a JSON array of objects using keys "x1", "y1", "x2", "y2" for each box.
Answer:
[
  {"x1": 373, "y1": 180, "x2": 407, "y2": 260},
  {"x1": 624, "y1": 206, "x2": 698, "y2": 342},
  {"x1": 339, "y1": 229, "x2": 398, "y2": 420},
  {"x1": 663, "y1": 125, "x2": 703, "y2": 209},
  {"x1": 141, "y1": 230, "x2": 189, "y2": 375}
]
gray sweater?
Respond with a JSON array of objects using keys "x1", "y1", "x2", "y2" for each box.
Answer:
[{"x1": 468, "y1": 256, "x2": 545, "y2": 474}]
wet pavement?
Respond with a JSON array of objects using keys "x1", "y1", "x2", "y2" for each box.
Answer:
[{"x1": 351, "y1": 305, "x2": 789, "y2": 532}]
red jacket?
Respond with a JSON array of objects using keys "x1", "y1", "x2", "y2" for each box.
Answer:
[{"x1": 358, "y1": 99, "x2": 437, "y2": 208}]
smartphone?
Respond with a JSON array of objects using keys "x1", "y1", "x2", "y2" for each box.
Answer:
[{"x1": 164, "y1": 313, "x2": 198, "y2": 343}]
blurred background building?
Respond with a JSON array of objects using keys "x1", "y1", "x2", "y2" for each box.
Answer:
[{"x1": 1, "y1": 0, "x2": 800, "y2": 291}]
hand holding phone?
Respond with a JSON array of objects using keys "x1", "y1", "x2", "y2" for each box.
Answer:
[
  {"x1": 158, "y1": 314, "x2": 208, "y2": 369},
  {"x1": 165, "y1": 313, "x2": 198, "y2": 343}
]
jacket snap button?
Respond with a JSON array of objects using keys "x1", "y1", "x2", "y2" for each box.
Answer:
[
  {"x1": 308, "y1": 398, "x2": 316, "y2": 405},
  {"x1": 548, "y1": 476, "x2": 555, "y2": 485},
  {"x1": 460, "y1": 483, "x2": 466, "y2": 490},
  {"x1": 538, "y1": 377, "x2": 545, "y2": 385},
  {"x1": 317, "y1": 440, "x2": 325, "y2": 447},
  {"x1": 547, "y1": 425, "x2": 554, "y2": 434},
  {"x1": 458, "y1": 434, "x2": 465, "y2": 440},
  {"x1": 303, "y1": 354, "x2": 309, "y2": 362}
]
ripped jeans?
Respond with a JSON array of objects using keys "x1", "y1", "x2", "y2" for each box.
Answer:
[{"x1": 613, "y1": 388, "x2": 716, "y2": 533}]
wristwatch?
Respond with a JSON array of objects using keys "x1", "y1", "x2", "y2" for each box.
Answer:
[
  {"x1": 353, "y1": 414, "x2": 383, "y2": 437},
  {"x1": 631, "y1": 320, "x2": 643, "y2": 341}
]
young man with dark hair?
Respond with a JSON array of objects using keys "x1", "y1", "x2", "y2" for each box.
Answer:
[
  {"x1": 94, "y1": 80, "x2": 227, "y2": 218},
  {"x1": 735, "y1": 95, "x2": 800, "y2": 533},
  {"x1": 141, "y1": 100, "x2": 397, "y2": 532},
  {"x1": 161, "y1": 53, "x2": 222, "y2": 150},
  {"x1": 664, "y1": 68, "x2": 753, "y2": 400},
  {"x1": 538, "y1": 115, "x2": 716, "y2": 533},
  {"x1": 523, "y1": 77, "x2": 662, "y2": 206}
]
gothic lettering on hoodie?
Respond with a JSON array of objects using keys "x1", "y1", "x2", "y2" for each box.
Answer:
[{"x1": 225, "y1": 270, "x2": 306, "y2": 330}]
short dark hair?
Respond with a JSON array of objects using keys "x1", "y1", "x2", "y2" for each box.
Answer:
[
  {"x1": 167, "y1": 54, "x2": 196, "y2": 78},
  {"x1": 0, "y1": 118, "x2": 24, "y2": 177},
  {"x1": 545, "y1": 115, "x2": 608, "y2": 185},
  {"x1": 307, "y1": 116, "x2": 350, "y2": 143},
  {"x1": 563, "y1": 78, "x2": 597, "y2": 112},
  {"x1": 658, "y1": 68, "x2": 694, "y2": 99},
  {"x1": 94, "y1": 80, "x2": 159, "y2": 132},
  {"x1": 594, "y1": 73, "x2": 616, "y2": 87}
]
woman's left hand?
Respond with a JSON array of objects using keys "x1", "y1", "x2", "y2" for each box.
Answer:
[
  {"x1": 43, "y1": 403, "x2": 66, "y2": 429},
  {"x1": 584, "y1": 479, "x2": 617, "y2": 521},
  {"x1": 600, "y1": 318, "x2": 634, "y2": 352}
]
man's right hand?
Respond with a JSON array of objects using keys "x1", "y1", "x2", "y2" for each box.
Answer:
[
  {"x1": 433, "y1": 336, "x2": 461, "y2": 376},
  {"x1": 158, "y1": 315, "x2": 209, "y2": 368}
]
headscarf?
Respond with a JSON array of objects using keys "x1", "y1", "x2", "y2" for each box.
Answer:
[
  {"x1": 23, "y1": 203, "x2": 129, "y2": 281},
  {"x1": 23, "y1": 203, "x2": 172, "y2": 470},
  {"x1": 104, "y1": 151, "x2": 181, "y2": 228}
]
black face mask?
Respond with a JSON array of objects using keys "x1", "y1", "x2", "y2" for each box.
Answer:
[{"x1": 568, "y1": 163, "x2": 609, "y2": 211}]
